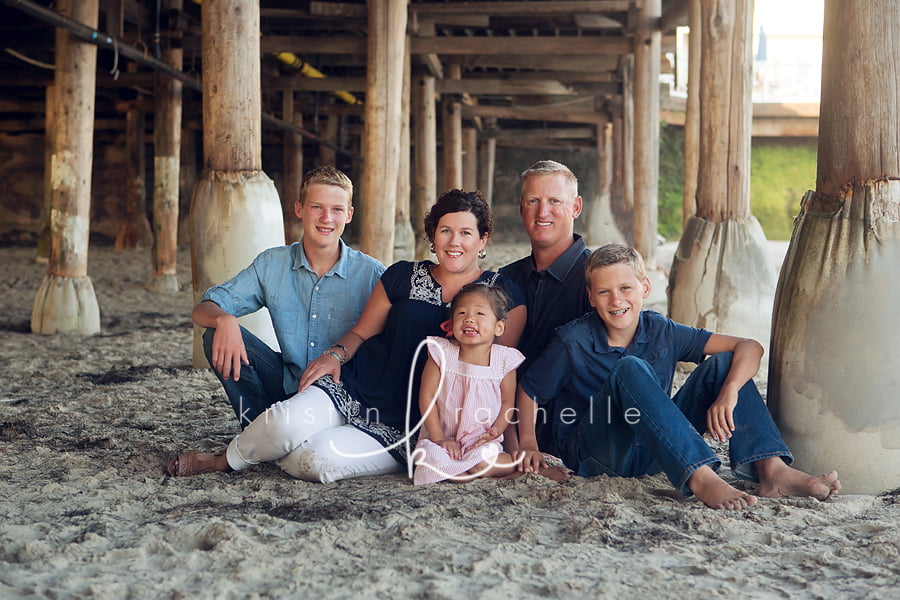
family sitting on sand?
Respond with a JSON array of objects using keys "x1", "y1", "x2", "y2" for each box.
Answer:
[{"x1": 168, "y1": 161, "x2": 840, "y2": 510}]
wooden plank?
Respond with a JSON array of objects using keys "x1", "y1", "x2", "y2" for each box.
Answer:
[
  {"x1": 458, "y1": 54, "x2": 620, "y2": 71},
  {"x1": 752, "y1": 117, "x2": 819, "y2": 137},
  {"x1": 466, "y1": 71, "x2": 619, "y2": 82},
  {"x1": 660, "y1": 0, "x2": 689, "y2": 33},
  {"x1": 262, "y1": 36, "x2": 366, "y2": 54},
  {"x1": 412, "y1": 35, "x2": 631, "y2": 55},
  {"x1": 263, "y1": 34, "x2": 630, "y2": 56},
  {"x1": 411, "y1": 2, "x2": 635, "y2": 16},
  {"x1": 666, "y1": 97, "x2": 821, "y2": 118},
  {"x1": 431, "y1": 15, "x2": 491, "y2": 27},
  {"x1": 574, "y1": 14, "x2": 625, "y2": 28},
  {"x1": 263, "y1": 75, "x2": 367, "y2": 92},
  {"x1": 462, "y1": 104, "x2": 606, "y2": 124},
  {"x1": 436, "y1": 78, "x2": 619, "y2": 95},
  {"x1": 310, "y1": 2, "x2": 368, "y2": 18},
  {"x1": 495, "y1": 138, "x2": 595, "y2": 149},
  {"x1": 483, "y1": 127, "x2": 595, "y2": 140}
]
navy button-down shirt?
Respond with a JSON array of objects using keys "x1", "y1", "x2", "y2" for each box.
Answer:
[
  {"x1": 202, "y1": 239, "x2": 385, "y2": 395},
  {"x1": 521, "y1": 310, "x2": 712, "y2": 453},
  {"x1": 499, "y1": 234, "x2": 592, "y2": 377}
]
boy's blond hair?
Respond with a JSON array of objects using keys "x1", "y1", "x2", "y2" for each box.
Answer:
[
  {"x1": 299, "y1": 166, "x2": 353, "y2": 206},
  {"x1": 585, "y1": 244, "x2": 648, "y2": 282}
]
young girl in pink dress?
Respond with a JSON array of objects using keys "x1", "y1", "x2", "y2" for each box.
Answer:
[{"x1": 413, "y1": 282, "x2": 525, "y2": 485}]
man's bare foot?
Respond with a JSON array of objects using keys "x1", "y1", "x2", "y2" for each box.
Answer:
[
  {"x1": 755, "y1": 458, "x2": 840, "y2": 500},
  {"x1": 539, "y1": 465, "x2": 573, "y2": 483},
  {"x1": 166, "y1": 449, "x2": 231, "y2": 477},
  {"x1": 493, "y1": 465, "x2": 572, "y2": 483},
  {"x1": 688, "y1": 465, "x2": 758, "y2": 509}
]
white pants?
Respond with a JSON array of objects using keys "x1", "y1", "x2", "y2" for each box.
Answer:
[{"x1": 225, "y1": 386, "x2": 403, "y2": 483}]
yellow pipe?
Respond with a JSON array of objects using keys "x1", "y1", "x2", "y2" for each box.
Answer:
[
  {"x1": 274, "y1": 52, "x2": 361, "y2": 105},
  {"x1": 191, "y1": 0, "x2": 361, "y2": 105}
]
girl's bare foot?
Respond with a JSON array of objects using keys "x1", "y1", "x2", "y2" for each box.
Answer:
[
  {"x1": 688, "y1": 465, "x2": 758, "y2": 509},
  {"x1": 755, "y1": 458, "x2": 840, "y2": 500}
]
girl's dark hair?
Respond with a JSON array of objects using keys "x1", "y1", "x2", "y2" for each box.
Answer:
[
  {"x1": 423, "y1": 189, "x2": 493, "y2": 242},
  {"x1": 450, "y1": 282, "x2": 510, "y2": 321}
]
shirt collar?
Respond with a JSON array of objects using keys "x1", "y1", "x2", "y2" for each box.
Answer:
[
  {"x1": 590, "y1": 309, "x2": 651, "y2": 352},
  {"x1": 293, "y1": 238, "x2": 350, "y2": 278},
  {"x1": 528, "y1": 234, "x2": 587, "y2": 283}
]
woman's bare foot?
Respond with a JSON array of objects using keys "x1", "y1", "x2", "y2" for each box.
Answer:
[
  {"x1": 755, "y1": 458, "x2": 840, "y2": 500},
  {"x1": 166, "y1": 449, "x2": 231, "y2": 477},
  {"x1": 688, "y1": 465, "x2": 758, "y2": 509}
]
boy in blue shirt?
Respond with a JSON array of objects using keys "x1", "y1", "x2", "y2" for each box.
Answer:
[
  {"x1": 516, "y1": 244, "x2": 841, "y2": 509},
  {"x1": 194, "y1": 166, "x2": 384, "y2": 428}
]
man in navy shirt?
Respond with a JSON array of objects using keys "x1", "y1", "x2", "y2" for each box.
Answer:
[
  {"x1": 516, "y1": 244, "x2": 841, "y2": 509},
  {"x1": 194, "y1": 166, "x2": 384, "y2": 427},
  {"x1": 500, "y1": 160, "x2": 591, "y2": 453}
]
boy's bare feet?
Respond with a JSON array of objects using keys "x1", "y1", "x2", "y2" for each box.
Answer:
[
  {"x1": 754, "y1": 458, "x2": 840, "y2": 500},
  {"x1": 688, "y1": 465, "x2": 758, "y2": 509}
]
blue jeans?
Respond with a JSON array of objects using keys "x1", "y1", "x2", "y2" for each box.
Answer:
[
  {"x1": 203, "y1": 327, "x2": 290, "y2": 428},
  {"x1": 568, "y1": 353, "x2": 792, "y2": 496}
]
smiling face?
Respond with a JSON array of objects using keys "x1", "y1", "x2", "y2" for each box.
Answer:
[
  {"x1": 519, "y1": 173, "x2": 582, "y2": 254},
  {"x1": 432, "y1": 211, "x2": 488, "y2": 275},
  {"x1": 295, "y1": 183, "x2": 353, "y2": 251},
  {"x1": 451, "y1": 291, "x2": 506, "y2": 347},
  {"x1": 586, "y1": 262, "x2": 651, "y2": 346}
]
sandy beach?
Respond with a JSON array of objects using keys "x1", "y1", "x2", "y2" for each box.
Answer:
[{"x1": 1, "y1": 242, "x2": 898, "y2": 599}]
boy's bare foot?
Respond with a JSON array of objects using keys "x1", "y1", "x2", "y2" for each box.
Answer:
[
  {"x1": 688, "y1": 465, "x2": 758, "y2": 509},
  {"x1": 755, "y1": 458, "x2": 840, "y2": 500},
  {"x1": 166, "y1": 449, "x2": 231, "y2": 477}
]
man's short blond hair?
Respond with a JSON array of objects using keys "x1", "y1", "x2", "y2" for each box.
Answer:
[
  {"x1": 299, "y1": 166, "x2": 353, "y2": 206},
  {"x1": 585, "y1": 244, "x2": 648, "y2": 282},
  {"x1": 520, "y1": 159, "x2": 579, "y2": 199}
]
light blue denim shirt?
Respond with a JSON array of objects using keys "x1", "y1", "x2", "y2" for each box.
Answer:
[{"x1": 201, "y1": 239, "x2": 385, "y2": 394}]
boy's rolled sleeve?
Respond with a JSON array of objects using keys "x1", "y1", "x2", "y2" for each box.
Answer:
[{"x1": 200, "y1": 260, "x2": 266, "y2": 317}]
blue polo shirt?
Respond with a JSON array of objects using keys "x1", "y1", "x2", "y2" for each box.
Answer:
[
  {"x1": 499, "y1": 234, "x2": 592, "y2": 377},
  {"x1": 202, "y1": 239, "x2": 385, "y2": 395},
  {"x1": 521, "y1": 310, "x2": 712, "y2": 454}
]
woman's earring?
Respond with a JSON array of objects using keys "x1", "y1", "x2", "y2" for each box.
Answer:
[
  {"x1": 478, "y1": 249, "x2": 487, "y2": 259},
  {"x1": 430, "y1": 243, "x2": 436, "y2": 254}
]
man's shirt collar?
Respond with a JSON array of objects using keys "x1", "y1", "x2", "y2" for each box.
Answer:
[{"x1": 528, "y1": 234, "x2": 587, "y2": 283}]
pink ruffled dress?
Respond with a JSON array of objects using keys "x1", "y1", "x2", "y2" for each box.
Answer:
[{"x1": 413, "y1": 336, "x2": 525, "y2": 485}]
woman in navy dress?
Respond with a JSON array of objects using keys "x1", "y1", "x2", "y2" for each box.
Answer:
[{"x1": 168, "y1": 189, "x2": 525, "y2": 482}]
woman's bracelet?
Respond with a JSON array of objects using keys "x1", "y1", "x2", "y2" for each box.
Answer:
[
  {"x1": 322, "y1": 350, "x2": 346, "y2": 365},
  {"x1": 328, "y1": 343, "x2": 349, "y2": 362}
]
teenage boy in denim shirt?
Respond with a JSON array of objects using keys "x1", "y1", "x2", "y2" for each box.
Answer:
[
  {"x1": 516, "y1": 244, "x2": 841, "y2": 509},
  {"x1": 194, "y1": 166, "x2": 384, "y2": 428}
]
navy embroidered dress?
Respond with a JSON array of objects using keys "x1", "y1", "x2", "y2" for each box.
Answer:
[{"x1": 313, "y1": 261, "x2": 525, "y2": 462}]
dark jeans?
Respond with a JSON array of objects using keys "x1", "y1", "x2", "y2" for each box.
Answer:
[
  {"x1": 567, "y1": 352, "x2": 793, "y2": 496},
  {"x1": 203, "y1": 327, "x2": 290, "y2": 428}
]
